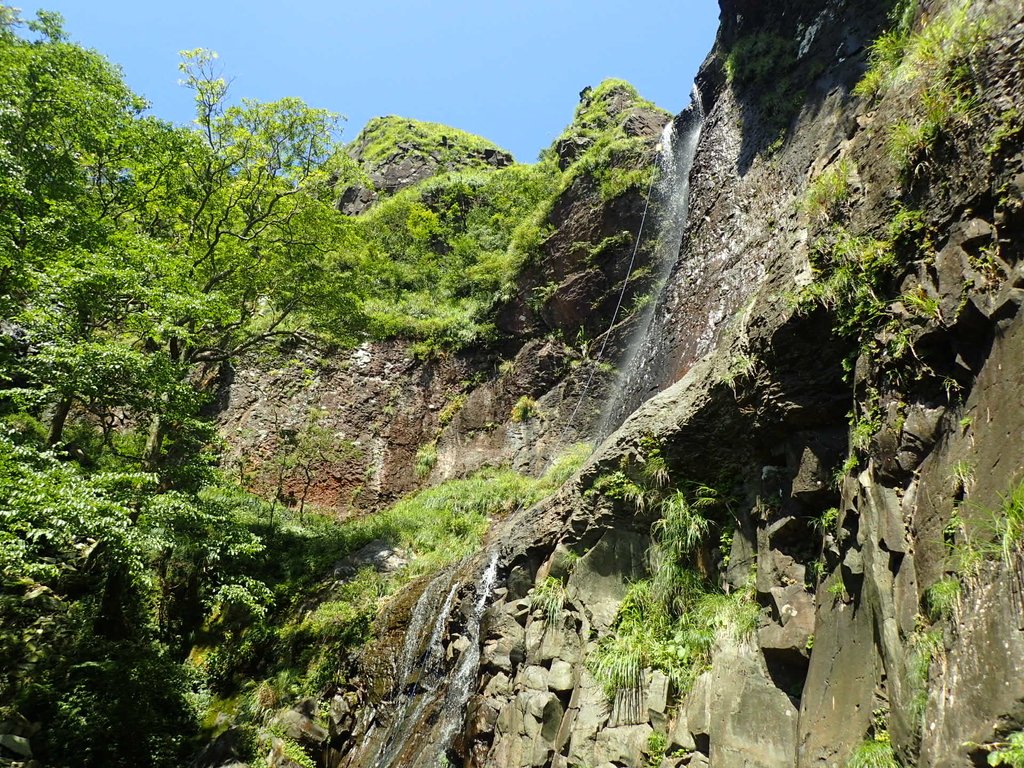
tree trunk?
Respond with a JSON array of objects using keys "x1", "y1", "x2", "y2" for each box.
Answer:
[
  {"x1": 46, "y1": 395, "x2": 73, "y2": 446},
  {"x1": 143, "y1": 411, "x2": 163, "y2": 472}
]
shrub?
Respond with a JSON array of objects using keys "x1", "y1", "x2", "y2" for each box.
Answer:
[
  {"x1": 414, "y1": 442, "x2": 438, "y2": 479},
  {"x1": 803, "y1": 159, "x2": 853, "y2": 223},
  {"x1": 907, "y1": 628, "x2": 943, "y2": 726},
  {"x1": 855, "y1": 0, "x2": 992, "y2": 172},
  {"x1": 998, "y1": 478, "x2": 1024, "y2": 566},
  {"x1": 510, "y1": 395, "x2": 538, "y2": 422},
  {"x1": 924, "y1": 576, "x2": 962, "y2": 622},
  {"x1": 847, "y1": 737, "x2": 899, "y2": 768},
  {"x1": 988, "y1": 731, "x2": 1024, "y2": 767},
  {"x1": 530, "y1": 576, "x2": 567, "y2": 625}
]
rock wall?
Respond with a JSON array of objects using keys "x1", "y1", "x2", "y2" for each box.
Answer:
[
  {"x1": 311, "y1": 0, "x2": 1024, "y2": 766},
  {"x1": 214, "y1": 87, "x2": 671, "y2": 513}
]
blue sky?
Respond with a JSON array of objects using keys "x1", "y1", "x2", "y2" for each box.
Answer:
[{"x1": 15, "y1": 1, "x2": 720, "y2": 161}]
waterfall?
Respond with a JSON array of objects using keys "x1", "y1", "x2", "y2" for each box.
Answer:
[
  {"x1": 367, "y1": 570, "x2": 459, "y2": 768},
  {"x1": 361, "y1": 551, "x2": 500, "y2": 768},
  {"x1": 599, "y1": 86, "x2": 705, "y2": 435},
  {"x1": 434, "y1": 551, "x2": 500, "y2": 757}
]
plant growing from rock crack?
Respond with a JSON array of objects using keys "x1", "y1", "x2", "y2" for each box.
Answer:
[
  {"x1": 907, "y1": 626, "x2": 943, "y2": 728},
  {"x1": 530, "y1": 576, "x2": 567, "y2": 626},
  {"x1": 510, "y1": 395, "x2": 538, "y2": 422},
  {"x1": 858, "y1": 0, "x2": 992, "y2": 174},
  {"x1": 803, "y1": 159, "x2": 853, "y2": 224},
  {"x1": 846, "y1": 735, "x2": 899, "y2": 768},
  {"x1": 924, "y1": 576, "x2": 962, "y2": 623},
  {"x1": 415, "y1": 442, "x2": 438, "y2": 479},
  {"x1": 997, "y1": 478, "x2": 1024, "y2": 568}
]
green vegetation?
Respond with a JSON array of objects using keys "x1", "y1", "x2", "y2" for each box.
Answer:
[
  {"x1": 353, "y1": 160, "x2": 561, "y2": 353},
  {"x1": 855, "y1": 0, "x2": 993, "y2": 173},
  {"x1": 415, "y1": 442, "x2": 438, "y2": 479},
  {"x1": 907, "y1": 628, "x2": 943, "y2": 726},
  {"x1": 552, "y1": 79, "x2": 670, "y2": 202},
  {"x1": 799, "y1": 226, "x2": 895, "y2": 341},
  {"x1": 986, "y1": 731, "x2": 1024, "y2": 767},
  {"x1": 511, "y1": 395, "x2": 539, "y2": 422},
  {"x1": 646, "y1": 730, "x2": 669, "y2": 767},
  {"x1": 353, "y1": 115, "x2": 508, "y2": 167},
  {"x1": 530, "y1": 576, "x2": 567, "y2": 625},
  {"x1": 803, "y1": 159, "x2": 853, "y2": 223},
  {"x1": 588, "y1": 577, "x2": 759, "y2": 699},
  {"x1": 853, "y1": 0, "x2": 919, "y2": 99},
  {"x1": 342, "y1": 79, "x2": 667, "y2": 354},
  {"x1": 924, "y1": 577, "x2": 962, "y2": 622},
  {"x1": 997, "y1": 478, "x2": 1024, "y2": 567},
  {"x1": 847, "y1": 736, "x2": 899, "y2": 768},
  {"x1": 588, "y1": 442, "x2": 756, "y2": 702}
]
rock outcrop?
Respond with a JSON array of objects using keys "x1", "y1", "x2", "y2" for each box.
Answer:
[{"x1": 213, "y1": 0, "x2": 1024, "y2": 766}]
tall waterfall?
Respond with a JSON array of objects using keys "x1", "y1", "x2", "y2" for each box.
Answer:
[{"x1": 600, "y1": 87, "x2": 704, "y2": 435}]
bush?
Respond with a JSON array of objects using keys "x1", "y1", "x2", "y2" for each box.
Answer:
[
  {"x1": 803, "y1": 159, "x2": 853, "y2": 224},
  {"x1": 510, "y1": 395, "x2": 538, "y2": 422},
  {"x1": 414, "y1": 442, "x2": 437, "y2": 479},
  {"x1": 855, "y1": 0, "x2": 992, "y2": 172},
  {"x1": 530, "y1": 576, "x2": 566, "y2": 625},
  {"x1": 847, "y1": 737, "x2": 898, "y2": 768}
]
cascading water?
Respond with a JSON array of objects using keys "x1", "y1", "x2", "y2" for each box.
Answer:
[
  {"x1": 357, "y1": 551, "x2": 500, "y2": 768},
  {"x1": 364, "y1": 570, "x2": 459, "y2": 768},
  {"x1": 599, "y1": 86, "x2": 705, "y2": 435},
  {"x1": 434, "y1": 551, "x2": 500, "y2": 758}
]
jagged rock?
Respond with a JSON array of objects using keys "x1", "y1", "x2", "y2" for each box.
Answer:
[
  {"x1": 272, "y1": 699, "x2": 327, "y2": 747},
  {"x1": 646, "y1": 670, "x2": 671, "y2": 730},
  {"x1": 567, "y1": 530, "x2": 648, "y2": 632},
  {"x1": 705, "y1": 643, "x2": 798, "y2": 768},
  {"x1": 592, "y1": 723, "x2": 654, "y2": 766},
  {"x1": 490, "y1": 691, "x2": 565, "y2": 767},
  {"x1": 669, "y1": 709, "x2": 697, "y2": 753},
  {"x1": 548, "y1": 659, "x2": 575, "y2": 692}
]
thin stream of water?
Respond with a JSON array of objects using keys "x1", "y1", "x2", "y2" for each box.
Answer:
[
  {"x1": 599, "y1": 86, "x2": 705, "y2": 436},
  {"x1": 360, "y1": 84, "x2": 705, "y2": 768}
]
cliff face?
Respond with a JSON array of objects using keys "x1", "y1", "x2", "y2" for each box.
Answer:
[
  {"x1": 214, "y1": 1, "x2": 1024, "y2": 766},
  {"x1": 215, "y1": 84, "x2": 670, "y2": 512}
]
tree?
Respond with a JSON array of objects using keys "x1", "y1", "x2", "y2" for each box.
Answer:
[{"x1": 274, "y1": 408, "x2": 360, "y2": 519}]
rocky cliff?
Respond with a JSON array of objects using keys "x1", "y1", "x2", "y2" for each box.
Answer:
[{"x1": 211, "y1": 0, "x2": 1024, "y2": 766}]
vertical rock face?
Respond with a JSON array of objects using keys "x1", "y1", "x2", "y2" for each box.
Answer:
[{"x1": 231, "y1": 0, "x2": 1024, "y2": 766}]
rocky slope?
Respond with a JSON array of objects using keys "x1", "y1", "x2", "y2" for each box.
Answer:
[{"x1": 210, "y1": 0, "x2": 1024, "y2": 767}]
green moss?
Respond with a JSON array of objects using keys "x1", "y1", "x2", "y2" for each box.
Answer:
[{"x1": 353, "y1": 115, "x2": 510, "y2": 165}]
